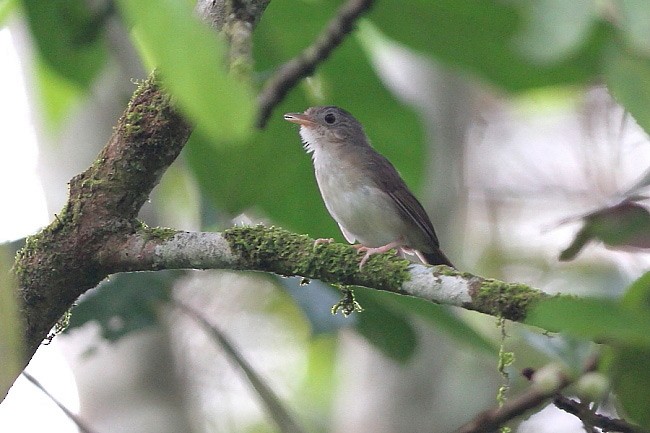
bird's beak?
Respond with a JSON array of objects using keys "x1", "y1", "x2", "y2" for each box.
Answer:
[{"x1": 284, "y1": 112, "x2": 317, "y2": 127}]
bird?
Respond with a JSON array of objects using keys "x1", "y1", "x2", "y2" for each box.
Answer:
[{"x1": 284, "y1": 106, "x2": 453, "y2": 269}]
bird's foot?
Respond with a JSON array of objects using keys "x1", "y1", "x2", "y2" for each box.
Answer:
[{"x1": 354, "y1": 241, "x2": 403, "y2": 269}]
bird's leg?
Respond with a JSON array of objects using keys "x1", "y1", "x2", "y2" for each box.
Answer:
[{"x1": 354, "y1": 240, "x2": 403, "y2": 269}]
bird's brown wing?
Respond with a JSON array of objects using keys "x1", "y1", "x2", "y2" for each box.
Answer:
[
  {"x1": 387, "y1": 188, "x2": 441, "y2": 248},
  {"x1": 363, "y1": 148, "x2": 441, "y2": 248}
]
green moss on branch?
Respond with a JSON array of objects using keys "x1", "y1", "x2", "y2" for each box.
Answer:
[{"x1": 223, "y1": 225, "x2": 411, "y2": 292}]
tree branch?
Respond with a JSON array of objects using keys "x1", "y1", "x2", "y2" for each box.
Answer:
[
  {"x1": 14, "y1": 72, "x2": 191, "y2": 370},
  {"x1": 553, "y1": 395, "x2": 648, "y2": 433},
  {"x1": 97, "y1": 225, "x2": 548, "y2": 323},
  {"x1": 456, "y1": 359, "x2": 602, "y2": 433},
  {"x1": 10, "y1": 0, "x2": 273, "y2": 391},
  {"x1": 255, "y1": 0, "x2": 375, "y2": 128},
  {"x1": 456, "y1": 373, "x2": 574, "y2": 433}
]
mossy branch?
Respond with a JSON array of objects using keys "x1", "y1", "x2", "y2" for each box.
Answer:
[
  {"x1": 99, "y1": 224, "x2": 550, "y2": 323},
  {"x1": 12, "y1": 73, "x2": 191, "y2": 374}
]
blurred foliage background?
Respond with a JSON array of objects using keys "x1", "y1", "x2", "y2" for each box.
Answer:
[{"x1": 3, "y1": 0, "x2": 650, "y2": 432}]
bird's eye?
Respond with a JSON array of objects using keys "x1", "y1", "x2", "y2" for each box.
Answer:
[{"x1": 324, "y1": 113, "x2": 336, "y2": 124}]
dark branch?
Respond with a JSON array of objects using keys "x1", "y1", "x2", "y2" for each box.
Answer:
[
  {"x1": 455, "y1": 382, "x2": 570, "y2": 433},
  {"x1": 456, "y1": 359, "x2": 599, "y2": 433},
  {"x1": 553, "y1": 395, "x2": 648, "y2": 433},
  {"x1": 255, "y1": 0, "x2": 375, "y2": 128}
]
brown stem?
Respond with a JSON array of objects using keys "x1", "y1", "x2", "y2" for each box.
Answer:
[{"x1": 255, "y1": 0, "x2": 375, "y2": 128}]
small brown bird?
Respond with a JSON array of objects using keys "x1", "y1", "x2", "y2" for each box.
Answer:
[{"x1": 284, "y1": 106, "x2": 453, "y2": 268}]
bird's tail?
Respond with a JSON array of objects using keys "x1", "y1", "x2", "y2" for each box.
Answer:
[{"x1": 419, "y1": 249, "x2": 454, "y2": 268}]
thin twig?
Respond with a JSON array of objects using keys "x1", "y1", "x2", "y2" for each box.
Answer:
[
  {"x1": 455, "y1": 381, "x2": 571, "y2": 433},
  {"x1": 22, "y1": 371, "x2": 99, "y2": 433},
  {"x1": 553, "y1": 395, "x2": 648, "y2": 433},
  {"x1": 255, "y1": 0, "x2": 375, "y2": 128},
  {"x1": 456, "y1": 358, "x2": 600, "y2": 433},
  {"x1": 174, "y1": 300, "x2": 307, "y2": 433}
]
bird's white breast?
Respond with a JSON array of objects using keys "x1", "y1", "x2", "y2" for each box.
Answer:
[{"x1": 309, "y1": 143, "x2": 406, "y2": 248}]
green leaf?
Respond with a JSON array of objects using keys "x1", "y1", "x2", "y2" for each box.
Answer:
[
  {"x1": 605, "y1": 44, "x2": 650, "y2": 135},
  {"x1": 559, "y1": 200, "x2": 650, "y2": 261},
  {"x1": 608, "y1": 271, "x2": 650, "y2": 427},
  {"x1": 610, "y1": 346, "x2": 650, "y2": 428},
  {"x1": 622, "y1": 271, "x2": 650, "y2": 311},
  {"x1": 0, "y1": 245, "x2": 23, "y2": 398},
  {"x1": 117, "y1": 0, "x2": 255, "y2": 142},
  {"x1": 354, "y1": 288, "x2": 417, "y2": 363},
  {"x1": 34, "y1": 57, "x2": 83, "y2": 132},
  {"x1": 0, "y1": 0, "x2": 17, "y2": 26},
  {"x1": 619, "y1": 0, "x2": 650, "y2": 56},
  {"x1": 301, "y1": 336, "x2": 339, "y2": 411},
  {"x1": 513, "y1": 0, "x2": 597, "y2": 64},
  {"x1": 368, "y1": 0, "x2": 607, "y2": 91},
  {"x1": 370, "y1": 290, "x2": 498, "y2": 355},
  {"x1": 522, "y1": 332, "x2": 595, "y2": 374},
  {"x1": 526, "y1": 297, "x2": 650, "y2": 347},
  {"x1": 66, "y1": 271, "x2": 178, "y2": 341},
  {"x1": 21, "y1": 0, "x2": 107, "y2": 88}
]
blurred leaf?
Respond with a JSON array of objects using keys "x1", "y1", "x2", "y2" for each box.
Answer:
[
  {"x1": 354, "y1": 288, "x2": 417, "y2": 363},
  {"x1": 522, "y1": 331, "x2": 595, "y2": 374},
  {"x1": 605, "y1": 44, "x2": 650, "y2": 136},
  {"x1": 0, "y1": 245, "x2": 23, "y2": 399},
  {"x1": 526, "y1": 297, "x2": 650, "y2": 346},
  {"x1": 1, "y1": 237, "x2": 25, "y2": 256},
  {"x1": 117, "y1": 0, "x2": 255, "y2": 142},
  {"x1": 610, "y1": 271, "x2": 650, "y2": 427},
  {"x1": 276, "y1": 276, "x2": 355, "y2": 335},
  {"x1": 66, "y1": 271, "x2": 179, "y2": 341},
  {"x1": 34, "y1": 57, "x2": 83, "y2": 132},
  {"x1": 618, "y1": 0, "x2": 650, "y2": 56},
  {"x1": 610, "y1": 346, "x2": 650, "y2": 428},
  {"x1": 370, "y1": 290, "x2": 498, "y2": 355},
  {"x1": 0, "y1": 0, "x2": 17, "y2": 26},
  {"x1": 152, "y1": 160, "x2": 201, "y2": 229},
  {"x1": 368, "y1": 0, "x2": 607, "y2": 91},
  {"x1": 622, "y1": 271, "x2": 650, "y2": 311},
  {"x1": 513, "y1": 0, "x2": 596, "y2": 64},
  {"x1": 21, "y1": 0, "x2": 108, "y2": 88},
  {"x1": 559, "y1": 225, "x2": 591, "y2": 261},
  {"x1": 560, "y1": 200, "x2": 650, "y2": 261},
  {"x1": 302, "y1": 336, "x2": 338, "y2": 410}
]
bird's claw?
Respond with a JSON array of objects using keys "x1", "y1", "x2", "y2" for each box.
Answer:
[{"x1": 354, "y1": 243, "x2": 400, "y2": 270}]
